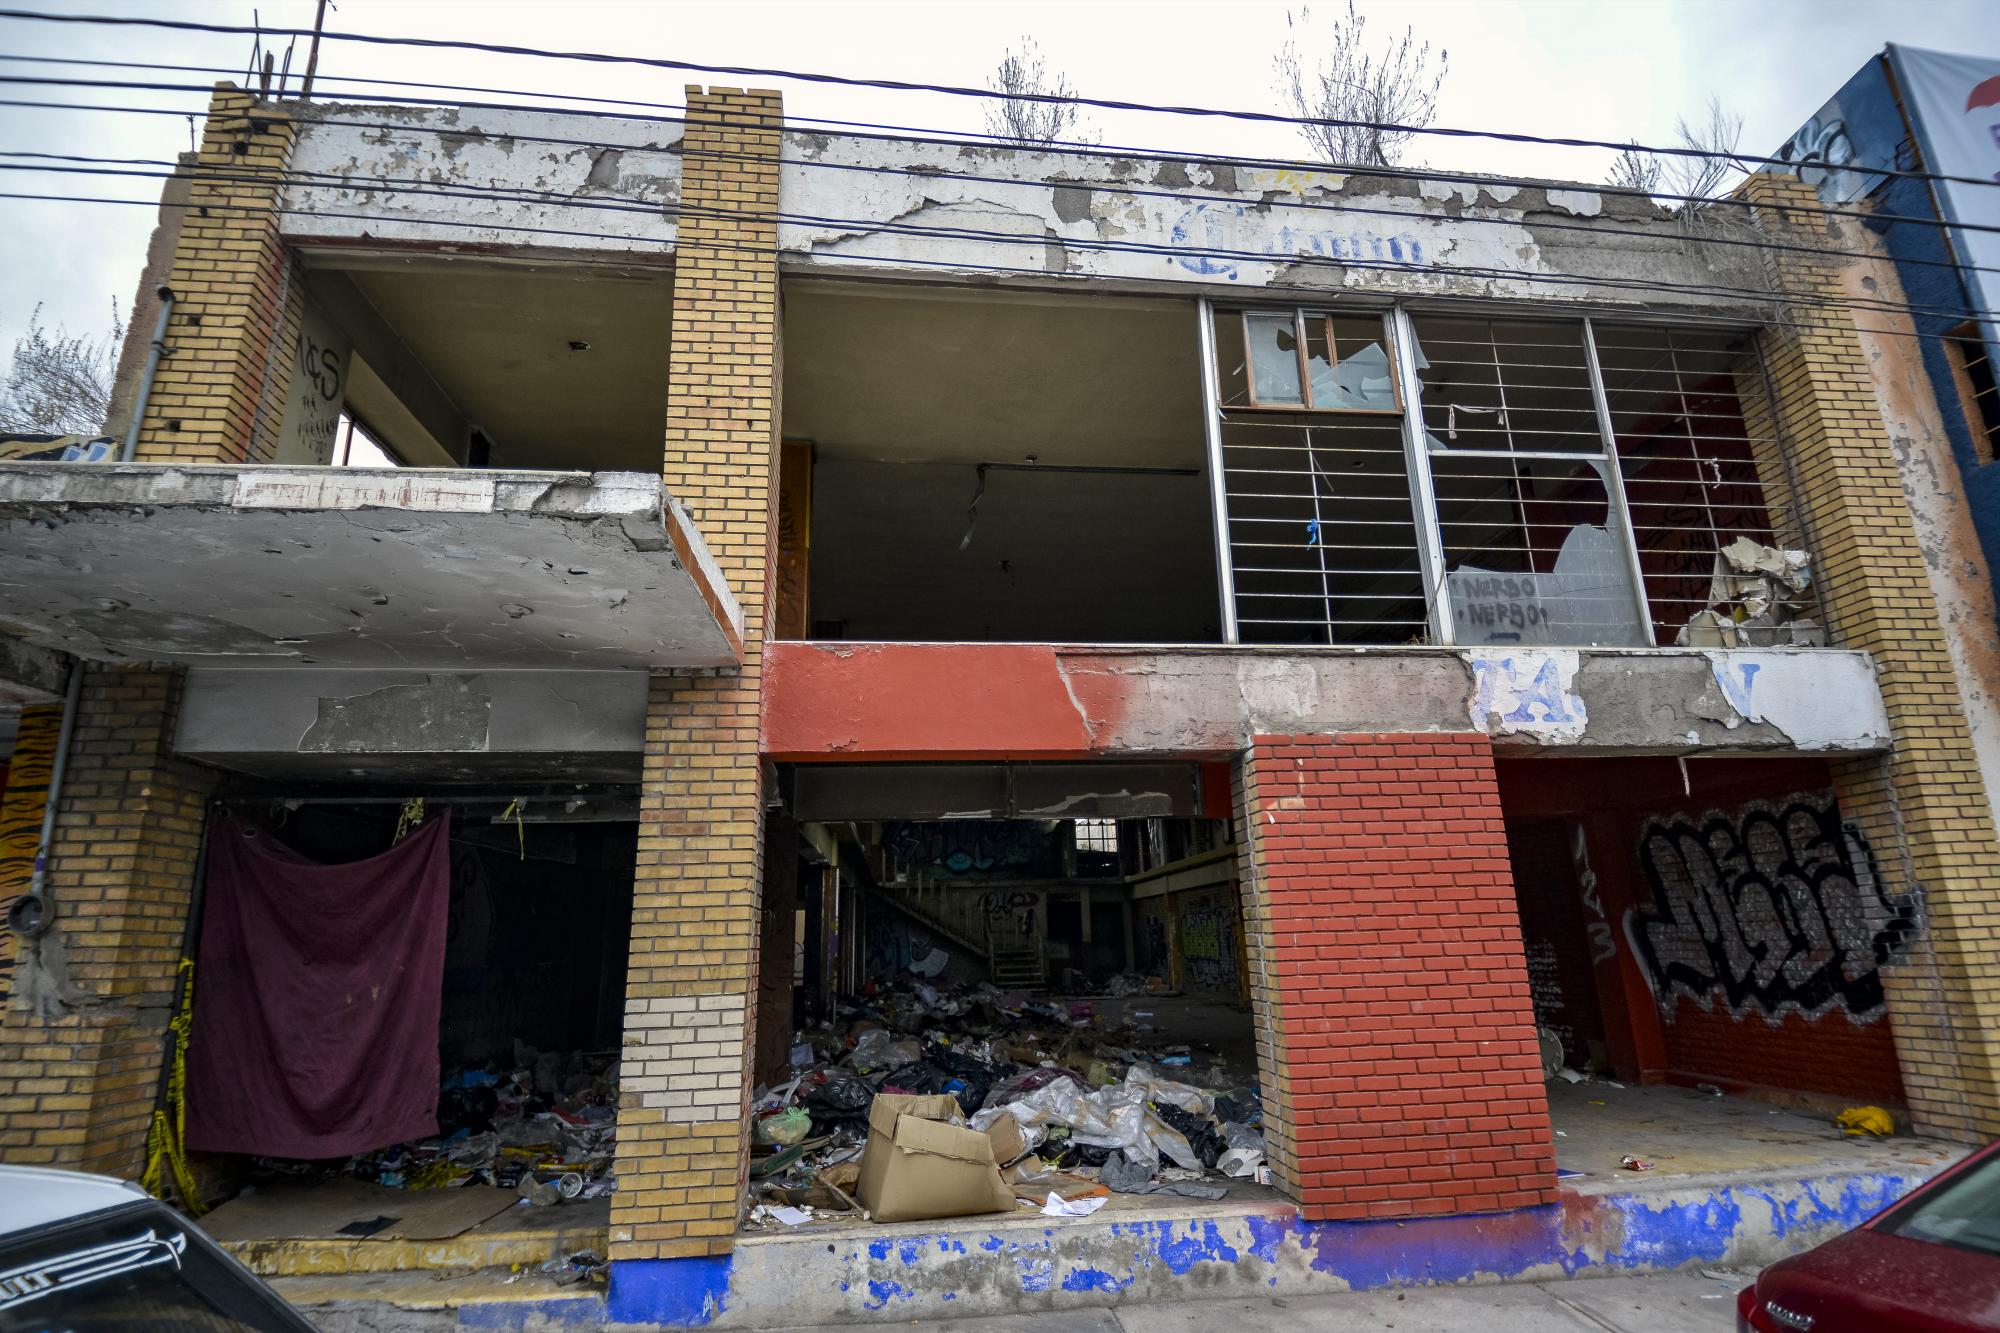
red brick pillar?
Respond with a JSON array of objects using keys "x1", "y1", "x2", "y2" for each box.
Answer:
[{"x1": 1238, "y1": 733, "x2": 1556, "y2": 1220}]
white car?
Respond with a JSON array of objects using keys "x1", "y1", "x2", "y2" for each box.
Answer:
[{"x1": 0, "y1": 1166, "x2": 315, "y2": 1331}]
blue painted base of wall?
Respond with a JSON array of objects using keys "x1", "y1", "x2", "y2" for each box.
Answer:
[{"x1": 446, "y1": 1165, "x2": 1946, "y2": 1329}]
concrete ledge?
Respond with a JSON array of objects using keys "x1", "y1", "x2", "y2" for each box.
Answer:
[
  {"x1": 0, "y1": 463, "x2": 742, "y2": 670},
  {"x1": 269, "y1": 1155, "x2": 1952, "y2": 1328},
  {"x1": 762, "y1": 642, "x2": 1891, "y2": 759}
]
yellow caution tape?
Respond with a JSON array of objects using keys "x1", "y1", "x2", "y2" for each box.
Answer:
[{"x1": 140, "y1": 956, "x2": 204, "y2": 1215}]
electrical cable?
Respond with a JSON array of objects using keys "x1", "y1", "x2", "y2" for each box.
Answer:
[
  {"x1": 9, "y1": 79, "x2": 1999, "y2": 244},
  {"x1": 3, "y1": 178, "x2": 1990, "y2": 345},
  {"x1": 2, "y1": 6, "x2": 1996, "y2": 192},
  {"x1": 8, "y1": 153, "x2": 1996, "y2": 325}
]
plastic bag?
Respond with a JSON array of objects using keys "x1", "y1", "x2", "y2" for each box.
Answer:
[
  {"x1": 971, "y1": 1073, "x2": 1200, "y2": 1171},
  {"x1": 982, "y1": 1066, "x2": 1088, "y2": 1111},
  {"x1": 755, "y1": 1107, "x2": 812, "y2": 1147},
  {"x1": 846, "y1": 1029, "x2": 920, "y2": 1072}
]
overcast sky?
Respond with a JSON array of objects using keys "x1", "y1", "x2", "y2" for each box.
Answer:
[{"x1": 0, "y1": 0, "x2": 1994, "y2": 364}]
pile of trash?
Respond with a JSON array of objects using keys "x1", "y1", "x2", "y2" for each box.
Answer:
[
  {"x1": 1677, "y1": 536, "x2": 1823, "y2": 648},
  {"x1": 250, "y1": 1042, "x2": 619, "y2": 1205},
  {"x1": 746, "y1": 980, "x2": 1266, "y2": 1229}
]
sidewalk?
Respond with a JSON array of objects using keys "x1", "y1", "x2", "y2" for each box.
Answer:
[{"x1": 756, "y1": 1272, "x2": 1746, "y2": 1333}]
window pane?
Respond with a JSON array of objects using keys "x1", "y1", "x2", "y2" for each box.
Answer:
[
  {"x1": 1245, "y1": 312, "x2": 1305, "y2": 406},
  {"x1": 1595, "y1": 324, "x2": 1815, "y2": 646},
  {"x1": 1433, "y1": 454, "x2": 1648, "y2": 646},
  {"x1": 1410, "y1": 316, "x2": 1601, "y2": 453},
  {"x1": 1304, "y1": 315, "x2": 1399, "y2": 411},
  {"x1": 1222, "y1": 415, "x2": 1426, "y2": 645},
  {"x1": 1877, "y1": 1154, "x2": 2000, "y2": 1258}
]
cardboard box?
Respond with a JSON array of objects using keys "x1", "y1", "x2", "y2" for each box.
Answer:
[{"x1": 855, "y1": 1093, "x2": 1017, "y2": 1223}]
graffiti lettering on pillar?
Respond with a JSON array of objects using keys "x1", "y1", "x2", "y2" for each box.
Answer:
[
  {"x1": 1570, "y1": 824, "x2": 1618, "y2": 965},
  {"x1": 1178, "y1": 892, "x2": 1238, "y2": 993},
  {"x1": 1625, "y1": 794, "x2": 1916, "y2": 1024}
]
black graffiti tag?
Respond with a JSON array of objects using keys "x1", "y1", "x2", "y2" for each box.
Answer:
[{"x1": 1626, "y1": 796, "x2": 1915, "y2": 1023}]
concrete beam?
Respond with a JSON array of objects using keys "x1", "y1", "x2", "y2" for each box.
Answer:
[
  {"x1": 761, "y1": 643, "x2": 1891, "y2": 759},
  {"x1": 0, "y1": 636, "x2": 70, "y2": 704},
  {"x1": 176, "y1": 667, "x2": 646, "y2": 782}
]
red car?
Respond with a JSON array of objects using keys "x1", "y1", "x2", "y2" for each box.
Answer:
[{"x1": 1738, "y1": 1140, "x2": 2000, "y2": 1331}]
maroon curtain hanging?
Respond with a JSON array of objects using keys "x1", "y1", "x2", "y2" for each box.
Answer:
[{"x1": 186, "y1": 812, "x2": 452, "y2": 1159}]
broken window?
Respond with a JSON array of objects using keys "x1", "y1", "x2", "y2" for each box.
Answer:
[
  {"x1": 1594, "y1": 325, "x2": 1816, "y2": 646},
  {"x1": 1072, "y1": 819, "x2": 1119, "y2": 854},
  {"x1": 1213, "y1": 307, "x2": 1428, "y2": 645},
  {"x1": 1233, "y1": 309, "x2": 1401, "y2": 413},
  {"x1": 1407, "y1": 316, "x2": 1649, "y2": 648}
]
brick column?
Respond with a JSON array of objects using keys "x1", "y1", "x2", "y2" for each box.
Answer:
[
  {"x1": 1740, "y1": 172, "x2": 2000, "y2": 1140},
  {"x1": 135, "y1": 83, "x2": 300, "y2": 466},
  {"x1": 1236, "y1": 733, "x2": 1556, "y2": 1220},
  {"x1": 0, "y1": 668, "x2": 216, "y2": 1177},
  {"x1": 610, "y1": 87, "x2": 782, "y2": 1264}
]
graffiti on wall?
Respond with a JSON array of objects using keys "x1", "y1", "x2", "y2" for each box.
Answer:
[
  {"x1": 884, "y1": 821, "x2": 1056, "y2": 879},
  {"x1": 1570, "y1": 824, "x2": 1618, "y2": 966},
  {"x1": 1168, "y1": 201, "x2": 1427, "y2": 281},
  {"x1": 978, "y1": 889, "x2": 1038, "y2": 941},
  {"x1": 1179, "y1": 891, "x2": 1239, "y2": 994},
  {"x1": 1625, "y1": 794, "x2": 1916, "y2": 1024}
]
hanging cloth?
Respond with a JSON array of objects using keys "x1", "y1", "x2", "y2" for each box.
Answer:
[{"x1": 186, "y1": 812, "x2": 453, "y2": 1159}]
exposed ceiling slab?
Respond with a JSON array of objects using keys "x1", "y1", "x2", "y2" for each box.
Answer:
[
  {"x1": 782, "y1": 281, "x2": 1203, "y2": 467},
  {"x1": 0, "y1": 464, "x2": 741, "y2": 671}
]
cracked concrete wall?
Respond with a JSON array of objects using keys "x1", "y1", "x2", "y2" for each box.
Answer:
[
  {"x1": 279, "y1": 103, "x2": 1772, "y2": 313},
  {"x1": 776, "y1": 134, "x2": 1774, "y2": 310},
  {"x1": 761, "y1": 643, "x2": 1890, "y2": 760},
  {"x1": 281, "y1": 103, "x2": 684, "y2": 254},
  {"x1": 1836, "y1": 216, "x2": 2000, "y2": 832}
]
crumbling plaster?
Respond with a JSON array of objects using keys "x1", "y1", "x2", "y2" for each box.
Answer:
[
  {"x1": 282, "y1": 103, "x2": 684, "y2": 254},
  {"x1": 760, "y1": 643, "x2": 1890, "y2": 760},
  {"x1": 280, "y1": 107, "x2": 1775, "y2": 314}
]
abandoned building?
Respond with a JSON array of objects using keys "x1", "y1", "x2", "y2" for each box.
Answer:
[{"x1": 0, "y1": 78, "x2": 1997, "y2": 1326}]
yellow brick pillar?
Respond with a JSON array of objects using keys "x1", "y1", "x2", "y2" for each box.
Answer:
[
  {"x1": 0, "y1": 667, "x2": 216, "y2": 1177},
  {"x1": 134, "y1": 83, "x2": 300, "y2": 466},
  {"x1": 1740, "y1": 172, "x2": 2000, "y2": 1140},
  {"x1": 610, "y1": 87, "x2": 782, "y2": 1266}
]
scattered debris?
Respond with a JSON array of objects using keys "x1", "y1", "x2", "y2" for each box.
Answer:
[
  {"x1": 746, "y1": 979, "x2": 1264, "y2": 1226},
  {"x1": 1695, "y1": 1083, "x2": 1724, "y2": 1098},
  {"x1": 1678, "y1": 536, "x2": 1822, "y2": 648},
  {"x1": 249, "y1": 1042, "x2": 617, "y2": 1204},
  {"x1": 1619, "y1": 1155, "x2": 1656, "y2": 1172}
]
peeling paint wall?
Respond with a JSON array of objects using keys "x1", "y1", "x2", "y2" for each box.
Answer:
[
  {"x1": 762, "y1": 643, "x2": 1892, "y2": 760},
  {"x1": 775, "y1": 134, "x2": 1772, "y2": 308},
  {"x1": 282, "y1": 105, "x2": 1774, "y2": 313},
  {"x1": 283, "y1": 104, "x2": 683, "y2": 254}
]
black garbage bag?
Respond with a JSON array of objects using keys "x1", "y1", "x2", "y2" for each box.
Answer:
[
  {"x1": 801, "y1": 1073, "x2": 874, "y2": 1135},
  {"x1": 1215, "y1": 1088, "x2": 1263, "y2": 1126},
  {"x1": 1151, "y1": 1101, "x2": 1226, "y2": 1170},
  {"x1": 921, "y1": 1044, "x2": 1006, "y2": 1116},
  {"x1": 437, "y1": 1085, "x2": 498, "y2": 1136}
]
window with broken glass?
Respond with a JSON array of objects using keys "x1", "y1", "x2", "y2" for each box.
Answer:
[{"x1": 1203, "y1": 303, "x2": 1811, "y2": 649}]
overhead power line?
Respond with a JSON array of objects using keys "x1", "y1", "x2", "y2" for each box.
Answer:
[
  {"x1": 6, "y1": 147, "x2": 1996, "y2": 323},
  {"x1": 3, "y1": 156, "x2": 1994, "y2": 333},
  {"x1": 8, "y1": 73, "x2": 1998, "y2": 244},
  {"x1": 0, "y1": 6, "x2": 1996, "y2": 193}
]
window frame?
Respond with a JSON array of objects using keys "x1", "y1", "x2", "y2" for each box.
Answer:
[{"x1": 1237, "y1": 308, "x2": 1405, "y2": 416}]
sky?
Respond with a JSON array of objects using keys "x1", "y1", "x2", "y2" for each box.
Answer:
[{"x1": 0, "y1": 0, "x2": 1995, "y2": 362}]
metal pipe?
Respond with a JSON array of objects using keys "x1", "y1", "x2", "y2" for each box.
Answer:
[
  {"x1": 7, "y1": 660, "x2": 84, "y2": 938},
  {"x1": 1390, "y1": 306, "x2": 1454, "y2": 644},
  {"x1": 1195, "y1": 298, "x2": 1240, "y2": 644},
  {"x1": 117, "y1": 285, "x2": 175, "y2": 464},
  {"x1": 1582, "y1": 317, "x2": 1660, "y2": 646}
]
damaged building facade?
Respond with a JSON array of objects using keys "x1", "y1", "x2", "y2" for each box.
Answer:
[{"x1": 1, "y1": 80, "x2": 1998, "y2": 1325}]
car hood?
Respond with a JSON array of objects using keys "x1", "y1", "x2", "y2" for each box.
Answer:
[{"x1": 1756, "y1": 1228, "x2": 2000, "y2": 1332}]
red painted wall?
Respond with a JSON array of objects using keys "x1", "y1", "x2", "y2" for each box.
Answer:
[
  {"x1": 1250, "y1": 733, "x2": 1557, "y2": 1221},
  {"x1": 1496, "y1": 757, "x2": 1909, "y2": 1107}
]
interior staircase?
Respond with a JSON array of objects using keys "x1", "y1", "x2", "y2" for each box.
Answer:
[{"x1": 869, "y1": 880, "x2": 1046, "y2": 992}]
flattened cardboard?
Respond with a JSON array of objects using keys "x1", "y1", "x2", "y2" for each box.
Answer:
[{"x1": 856, "y1": 1093, "x2": 1017, "y2": 1224}]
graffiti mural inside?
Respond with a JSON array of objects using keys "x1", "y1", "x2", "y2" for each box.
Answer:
[{"x1": 1625, "y1": 794, "x2": 1916, "y2": 1024}]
